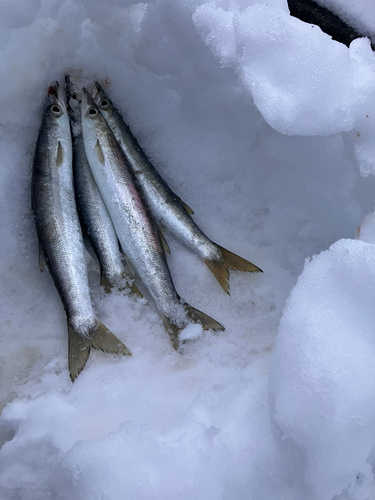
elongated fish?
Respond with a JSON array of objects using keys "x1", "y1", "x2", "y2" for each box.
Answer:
[
  {"x1": 65, "y1": 76, "x2": 141, "y2": 296},
  {"x1": 93, "y1": 83, "x2": 263, "y2": 294},
  {"x1": 81, "y1": 88, "x2": 224, "y2": 348},
  {"x1": 32, "y1": 82, "x2": 131, "y2": 381}
]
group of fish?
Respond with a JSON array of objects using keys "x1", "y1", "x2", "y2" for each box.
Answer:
[{"x1": 32, "y1": 75, "x2": 263, "y2": 382}]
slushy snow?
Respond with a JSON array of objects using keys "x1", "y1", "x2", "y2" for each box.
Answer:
[{"x1": 1, "y1": 0, "x2": 375, "y2": 499}]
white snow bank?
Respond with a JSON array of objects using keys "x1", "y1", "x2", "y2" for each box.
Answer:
[
  {"x1": 269, "y1": 239, "x2": 375, "y2": 499},
  {"x1": 193, "y1": 1, "x2": 375, "y2": 175}
]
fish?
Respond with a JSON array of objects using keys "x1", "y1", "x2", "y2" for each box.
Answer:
[
  {"x1": 64, "y1": 75, "x2": 141, "y2": 296},
  {"x1": 81, "y1": 88, "x2": 224, "y2": 349},
  {"x1": 93, "y1": 82, "x2": 263, "y2": 294},
  {"x1": 32, "y1": 81, "x2": 131, "y2": 382}
]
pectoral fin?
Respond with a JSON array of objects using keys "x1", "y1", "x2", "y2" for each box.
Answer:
[
  {"x1": 123, "y1": 254, "x2": 136, "y2": 278},
  {"x1": 39, "y1": 243, "x2": 47, "y2": 272},
  {"x1": 83, "y1": 235, "x2": 100, "y2": 272},
  {"x1": 56, "y1": 141, "x2": 64, "y2": 168},
  {"x1": 95, "y1": 139, "x2": 105, "y2": 165}
]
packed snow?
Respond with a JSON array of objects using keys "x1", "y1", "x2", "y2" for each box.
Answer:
[{"x1": 1, "y1": 0, "x2": 375, "y2": 499}]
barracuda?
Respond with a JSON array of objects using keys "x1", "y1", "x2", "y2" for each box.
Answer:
[
  {"x1": 32, "y1": 82, "x2": 131, "y2": 381},
  {"x1": 65, "y1": 76, "x2": 141, "y2": 296},
  {"x1": 93, "y1": 82, "x2": 263, "y2": 294},
  {"x1": 81, "y1": 88, "x2": 224, "y2": 349}
]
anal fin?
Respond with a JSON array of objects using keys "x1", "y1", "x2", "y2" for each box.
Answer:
[
  {"x1": 129, "y1": 280, "x2": 143, "y2": 298},
  {"x1": 100, "y1": 273, "x2": 114, "y2": 294},
  {"x1": 83, "y1": 235, "x2": 100, "y2": 272},
  {"x1": 123, "y1": 254, "x2": 136, "y2": 278}
]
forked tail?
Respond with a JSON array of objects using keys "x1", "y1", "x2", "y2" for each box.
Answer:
[
  {"x1": 205, "y1": 244, "x2": 262, "y2": 295},
  {"x1": 68, "y1": 319, "x2": 131, "y2": 382},
  {"x1": 162, "y1": 304, "x2": 224, "y2": 350}
]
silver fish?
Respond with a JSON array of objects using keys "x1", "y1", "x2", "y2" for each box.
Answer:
[
  {"x1": 93, "y1": 82, "x2": 263, "y2": 294},
  {"x1": 81, "y1": 88, "x2": 224, "y2": 348},
  {"x1": 32, "y1": 82, "x2": 131, "y2": 381},
  {"x1": 65, "y1": 76, "x2": 141, "y2": 296}
]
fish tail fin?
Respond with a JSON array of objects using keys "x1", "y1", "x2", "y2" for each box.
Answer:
[
  {"x1": 68, "y1": 326, "x2": 91, "y2": 382},
  {"x1": 205, "y1": 245, "x2": 263, "y2": 295},
  {"x1": 162, "y1": 315, "x2": 181, "y2": 351},
  {"x1": 204, "y1": 259, "x2": 230, "y2": 295},
  {"x1": 90, "y1": 320, "x2": 132, "y2": 356},
  {"x1": 184, "y1": 304, "x2": 225, "y2": 332},
  {"x1": 162, "y1": 306, "x2": 224, "y2": 350},
  {"x1": 68, "y1": 320, "x2": 131, "y2": 382}
]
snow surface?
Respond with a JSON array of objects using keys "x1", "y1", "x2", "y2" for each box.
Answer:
[{"x1": 1, "y1": 0, "x2": 375, "y2": 499}]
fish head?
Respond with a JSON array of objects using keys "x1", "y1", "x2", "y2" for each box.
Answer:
[
  {"x1": 92, "y1": 82, "x2": 119, "y2": 123},
  {"x1": 43, "y1": 81, "x2": 71, "y2": 142},
  {"x1": 46, "y1": 82, "x2": 68, "y2": 120},
  {"x1": 81, "y1": 87, "x2": 103, "y2": 126},
  {"x1": 81, "y1": 88, "x2": 111, "y2": 135},
  {"x1": 81, "y1": 87, "x2": 110, "y2": 156},
  {"x1": 92, "y1": 82, "x2": 112, "y2": 111}
]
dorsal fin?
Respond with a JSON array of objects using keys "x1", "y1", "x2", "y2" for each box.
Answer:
[
  {"x1": 176, "y1": 196, "x2": 194, "y2": 215},
  {"x1": 158, "y1": 226, "x2": 171, "y2": 255}
]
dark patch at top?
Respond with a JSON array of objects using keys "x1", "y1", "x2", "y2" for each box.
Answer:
[{"x1": 288, "y1": 0, "x2": 375, "y2": 50}]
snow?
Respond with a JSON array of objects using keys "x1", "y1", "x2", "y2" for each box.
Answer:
[
  {"x1": 270, "y1": 239, "x2": 375, "y2": 499},
  {"x1": 1, "y1": 0, "x2": 375, "y2": 499}
]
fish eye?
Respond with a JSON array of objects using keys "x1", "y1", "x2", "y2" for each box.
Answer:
[
  {"x1": 87, "y1": 107, "x2": 98, "y2": 118},
  {"x1": 100, "y1": 99, "x2": 109, "y2": 109},
  {"x1": 51, "y1": 104, "x2": 62, "y2": 116}
]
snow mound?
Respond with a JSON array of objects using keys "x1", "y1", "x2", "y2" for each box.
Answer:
[{"x1": 269, "y1": 239, "x2": 375, "y2": 499}]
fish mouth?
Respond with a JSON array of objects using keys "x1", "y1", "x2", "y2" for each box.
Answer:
[{"x1": 92, "y1": 82, "x2": 112, "y2": 111}]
